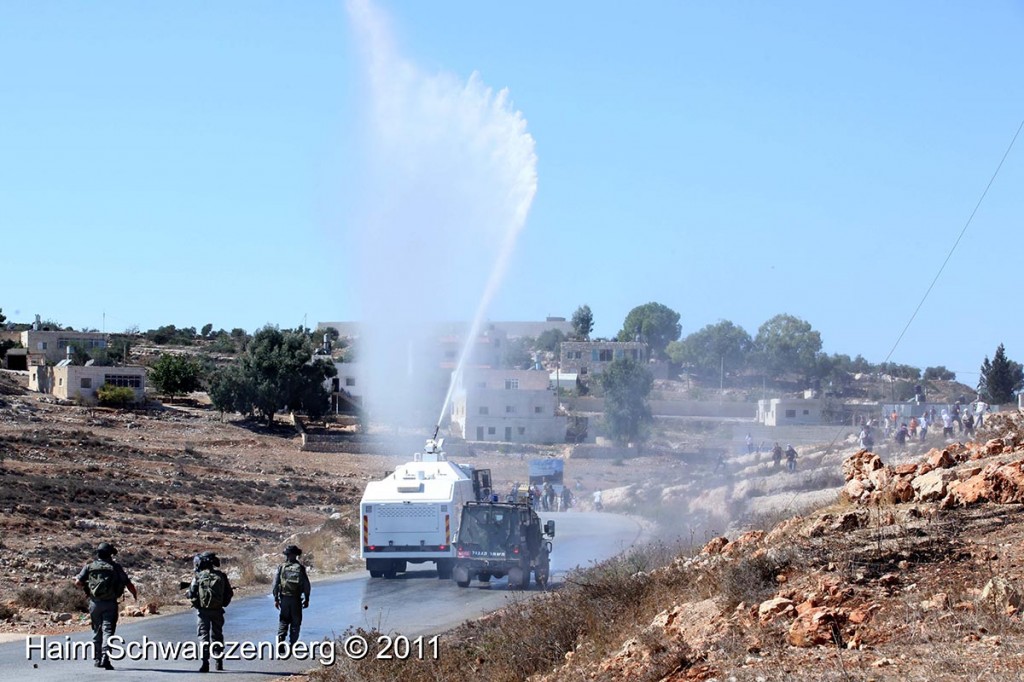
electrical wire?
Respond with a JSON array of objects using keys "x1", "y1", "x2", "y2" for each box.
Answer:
[{"x1": 883, "y1": 116, "x2": 1024, "y2": 365}]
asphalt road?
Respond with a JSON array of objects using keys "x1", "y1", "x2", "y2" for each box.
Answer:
[{"x1": 0, "y1": 511, "x2": 642, "y2": 681}]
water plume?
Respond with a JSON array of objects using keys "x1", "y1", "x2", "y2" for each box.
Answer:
[{"x1": 345, "y1": 0, "x2": 537, "y2": 432}]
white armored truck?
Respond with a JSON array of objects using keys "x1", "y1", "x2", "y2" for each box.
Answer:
[{"x1": 359, "y1": 439, "x2": 491, "y2": 579}]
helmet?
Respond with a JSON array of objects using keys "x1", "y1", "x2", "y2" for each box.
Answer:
[
  {"x1": 194, "y1": 551, "x2": 220, "y2": 571},
  {"x1": 97, "y1": 542, "x2": 117, "y2": 558},
  {"x1": 283, "y1": 545, "x2": 302, "y2": 557}
]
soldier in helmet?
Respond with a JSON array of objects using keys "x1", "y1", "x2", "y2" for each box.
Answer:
[
  {"x1": 73, "y1": 542, "x2": 138, "y2": 670},
  {"x1": 187, "y1": 551, "x2": 233, "y2": 672},
  {"x1": 273, "y1": 545, "x2": 311, "y2": 646}
]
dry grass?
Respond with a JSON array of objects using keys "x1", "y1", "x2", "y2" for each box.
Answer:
[
  {"x1": 15, "y1": 584, "x2": 88, "y2": 613},
  {"x1": 311, "y1": 541, "x2": 690, "y2": 682}
]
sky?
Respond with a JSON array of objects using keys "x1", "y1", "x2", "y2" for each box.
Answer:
[{"x1": 2, "y1": 1, "x2": 1022, "y2": 384}]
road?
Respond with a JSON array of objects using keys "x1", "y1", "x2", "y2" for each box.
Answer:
[{"x1": 0, "y1": 511, "x2": 642, "y2": 681}]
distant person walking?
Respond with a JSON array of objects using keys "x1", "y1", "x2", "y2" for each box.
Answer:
[
  {"x1": 942, "y1": 409, "x2": 954, "y2": 438},
  {"x1": 919, "y1": 414, "x2": 928, "y2": 442},
  {"x1": 895, "y1": 423, "x2": 909, "y2": 446},
  {"x1": 592, "y1": 489, "x2": 603, "y2": 511},
  {"x1": 273, "y1": 545, "x2": 311, "y2": 647},
  {"x1": 964, "y1": 413, "x2": 976, "y2": 439},
  {"x1": 785, "y1": 444, "x2": 798, "y2": 472},
  {"x1": 975, "y1": 399, "x2": 989, "y2": 428},
  {"x1": 772, "y1": 443, "x2": 783, "y2": 468},
  {"x1": 188, "y1": 551, "x2": 233, "y2": 672},
  {"x1": 74, "y1": 542, "x2": 138, "y2": 670},
  {"x1": 745, "y1": 433, "x2": 754, "y2": 454},
  {"x1": 560, "y1": 486, "x2": 574, "y2": 511}
]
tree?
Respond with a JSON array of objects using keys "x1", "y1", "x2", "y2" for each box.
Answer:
[
  {"x1": 0, "y1": 308, "x2": 6, "y2": 325},
  {"x1": 535, "y1": 329, "x2": 565, "y2": 353},
  {"x1": 924, "y1": 366, "x2": 956, "y2": 381},
  {"x1": 666, "y1": 320, "x2": 752, "y2": 379},
  {"x1": 752, "y1": 314, "x2": 822, "y2": 382},
  {"x1": 201, "y1": 323, "x2": 214, "y2": 338},
  {"x1": 208, "y1": 326, "x2": 336, "y2": 425},
  {"x1": 571, "y1": 305, "x2": 594, "y2": 340},
  {"x1": 598, "y1": 358, "x2": 653, "y2": 445},
  {"x1": 978, "y1": 344, "x2": 1024, "y2": 404},
  {"x1": 149, "y1": 353, "x2": 203, "y2": 397},
  {"x1": 502, "y1": 337, "x2": 534, "y2": 369},
  {"x1": 617, "y1": 302, "x2": 681, "y2": 359}
]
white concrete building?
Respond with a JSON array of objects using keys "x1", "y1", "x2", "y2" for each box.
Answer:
[
  {"x1": 757, "y1": 398, "x2": 822, "y2": 426},
  {"x1": 29, "y1": 363, "x2": 146, "y2": 403},
  {"x1": 450, "y1": 368, "x2": 567, "y2": 444}
]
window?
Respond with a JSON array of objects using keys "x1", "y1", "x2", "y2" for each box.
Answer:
[
  {"x1": 506, "y1": 405, "x2": 516, "y2": 414},
  {"x1": 785, "y1": 409, "x2": 796, "y2": 419},
  {"x1": 479, "y1": 406, "x2": 489, "y2": 415},
  {"x1": 505, "y1": 379, "x2": 519, "y2": 390},
  {"x1": 591, "y1": 349, "x2": 599, "y2": 361},
  {"x1": 345, "y1": 377, "x2": 356, "y2": 387},
  {"x1": 575, "y1": 351, "x2": 583, "y2": 359},
  {"x1": 487, "y1": 427, "x2": 496, "y2": 435},
  {"x1": 38, "y1": 342, "x2": 47, "y2": 350},
  {"x1": 803, "y1": 409, "x2": 809, "y2": 415},
  {"x1": 534, "y1": 406, "x2": 543, "y2": 414},
  {"x1": 517, "y1": 427, "x2": 526, "y2": 435},
  {"x1": 81, "y1": 378, "x2": 92, "y2": 389},
  {"x1": 598, "y1": 349, "x2": 613, "y2": 361},
  {"x1": 580, "y1": 366, "x2": 588, "y2": 375},
  {"x1": 614, "y1": 349, "x2": 623, "y2": 360},
  {"x1": 629, "y1": 349, "x2": 638, "y2": 360},
  {"x1": 104, "y1": 374, "x2": 142, "y2": 388}
]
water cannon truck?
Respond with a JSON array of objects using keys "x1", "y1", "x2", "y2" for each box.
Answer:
[{"x1": 359, "y1": 438, "x2": 492, "y2": 579}]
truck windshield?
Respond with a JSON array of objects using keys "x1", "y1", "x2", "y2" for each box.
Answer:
[{"x1": 459, "y1": 508, "x2": 517, "y2": 549}]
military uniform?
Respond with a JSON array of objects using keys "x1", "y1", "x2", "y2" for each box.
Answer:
[
  {"x1": 74, "y1": 542, "x2": 136, "y2": 670},
  {"x1": 273, "y1": 545, "x2": 311, "y2": 645},
  {"x1": 188, "y1": 553, "x2": 233, "y2": 672}
]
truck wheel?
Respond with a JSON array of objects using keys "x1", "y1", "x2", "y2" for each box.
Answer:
[
  {"x1": 383, "y1": 569, "x2": 397, "y2": 579},
  {"x1": 369, "y1": 570, "x2": 383, "y2": 579},
  {"x1": 535, "y1": 561, "x2": 550, "y2": 588},
  {"x1": 453, "y1": 565, "x2": 470, "y2": 587},
  {"x1": 478, "y1": 572, "x2": 492, "y2": 583},
  {"x1": 436, "y1": 561, "x2": 453, "y2": 580}
]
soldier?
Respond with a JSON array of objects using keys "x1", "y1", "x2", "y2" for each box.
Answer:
[
  {"x1": 74, "y1": 542, "x2": 138, "y2": 670},
  {"x1": 187, "y1": 551, "x2": 233, "y2": 672},
  {"x1": 273, "y1": 545, "x2": 311, "y2": 646}
]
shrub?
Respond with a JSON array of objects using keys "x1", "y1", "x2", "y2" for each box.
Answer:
[
  {"x1": 16, "y1": 584, "x2": 89, "y2": 613},
  {"x1": 97, "y1": 384, "x2": 136, "y2": 407}
]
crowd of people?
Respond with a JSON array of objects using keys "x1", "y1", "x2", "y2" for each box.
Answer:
[{"x1": 858, "y1": 398, "x2": 990, "y2": 450}]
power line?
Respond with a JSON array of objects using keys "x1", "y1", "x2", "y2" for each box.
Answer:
[{"x1": 882, "y1": 115, "x2": 1024, "y2": 365}]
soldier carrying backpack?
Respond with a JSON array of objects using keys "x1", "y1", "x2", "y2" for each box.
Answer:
[
  {"x1": 187, "y1": 551, "x2": 233, "y2": 673},
  {"x1": 74, "y1": 542, "x2": 138, "y2": 670},
  {"x1": 273, "y1": 545, "x2": 311, "y2": 646}
]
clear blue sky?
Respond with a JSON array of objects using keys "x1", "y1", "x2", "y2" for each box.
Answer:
[{"x1": 2, "y1": 2, "x2": 1022, "y2": 382}]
